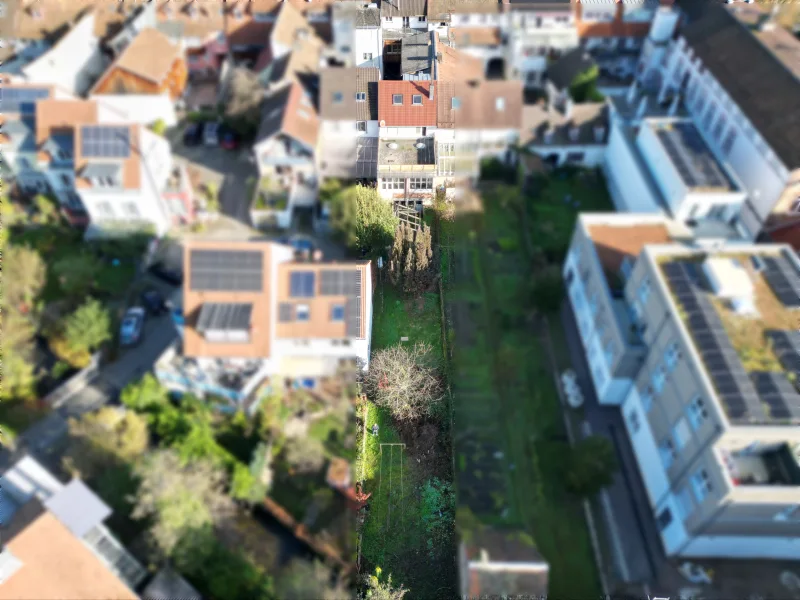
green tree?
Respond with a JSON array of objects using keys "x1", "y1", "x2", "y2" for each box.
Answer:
[
  {"x1": 363, "y1": 568, "x2": 408, "y2": 600},
  {"x1": 53, "y1": 253, "x2": 101, "y2": 299},
  {"x1": 33, "y1": 194, "x2": 59, "y2": 225},
  {"x1": 204, "y1": 182, "x2": 220, "y2": 213},
  {"x1": 420, "y1": 477, "x2": 455, "y2": 558},
  {"x1": 329, "y1": 184, "x2": 398, "y2": 255},
  {"x1": 63, "y1": 407, "x2": 150, "y2": 480},
  {"x1": 121, "y1": 374, "x2": 171, "y2": 413},
  {"x1": 63, "y1": 298, "x2": 112, "y2": 354},
  {"x1": 565, "y1": 435, "x2": 618, "y2": 497},
  {"x1": 569, "y1": 65, "x2": 604, "y2": 103},
  {"x1": 276, "y1": 560, "x2": 349, "y2": 600},
  {"x1": 0, "y1": 348, "x2": 37, "y2": 402},
  {"x1": 3, "y1": 245, "x2": 46, "y2": 309},
  {"x1": 530, "y1": 267, "x2": 563, "y2": 314},
  {"x1": 132, "y1": 449, "x2": 233, "y2": 557},
  {"x1": 151, "y1": 118, "x2": 167, "y2": 136}
]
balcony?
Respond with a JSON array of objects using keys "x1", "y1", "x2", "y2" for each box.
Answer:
[{"x1": 378, "y1": 138, "x2": 436, "y2": 175}]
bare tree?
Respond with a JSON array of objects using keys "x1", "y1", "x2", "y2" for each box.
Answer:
[
  {"x1": 283, "y1": 436, "x2": 326, "y2": 474},
  {"x1": 362, "y1": 342, "x2": 444, "y2": 422}
]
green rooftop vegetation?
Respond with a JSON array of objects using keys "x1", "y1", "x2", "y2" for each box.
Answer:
[{"x1": 253, "y1": 177, "x2": 289, "y2": 211}]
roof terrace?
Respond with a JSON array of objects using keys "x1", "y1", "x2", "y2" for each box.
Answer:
[
  {"x1": 377, "y1": 137, "x2": 435, "y2": 174},
  {"x1": 659, "y1": 248, "x2": 800, "y2": 426}
]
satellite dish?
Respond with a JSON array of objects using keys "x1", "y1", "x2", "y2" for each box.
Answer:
[
  {"x1": 415, "y1": 142, "x2": 425, "y2": 149},
  {"x1": 387, "y1": 142, "x2": 398, "y2": 149}
]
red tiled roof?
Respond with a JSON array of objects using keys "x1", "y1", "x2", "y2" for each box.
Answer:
[{"x1": 378, "y1": 81, "x2": 437, "y2": 127}]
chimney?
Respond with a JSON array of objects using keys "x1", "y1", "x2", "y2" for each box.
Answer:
[{"x1": 429, "y1": 83, "x2": 434, "y2": 101}]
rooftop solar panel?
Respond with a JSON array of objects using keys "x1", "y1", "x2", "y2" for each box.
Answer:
[
  {"x1": 654, "y1": 123, "x2": 731, "y2": 190},
  {"x1": 0, "y1": 87, "x2": 50, "y2": 114},
  {"x1": 189, "y1": 249, "x2": 264, "y2": 292},
  {"x1": 290, "y1": 272, "x2": 316, "y2": 298},
  {"x1": 80, "y1": 125, "x2": 131, "y2": 159},
  {"x1": 196, "y1": 303, "x2": 253, "y2": 332}
]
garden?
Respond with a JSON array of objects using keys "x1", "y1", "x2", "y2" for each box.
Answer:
[
  {"x1": 0, "y1": 194, "x2": 151, "y2": 442},
  {"x1": 440, "y1": 167, "x2": 614, "y2": 599}
]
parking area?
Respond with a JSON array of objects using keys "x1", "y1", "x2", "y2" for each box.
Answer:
[{"x1": 166, "y1": 121, "x2": 258, "y2": 224}]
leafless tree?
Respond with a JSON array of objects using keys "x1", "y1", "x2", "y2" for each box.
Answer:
[{"x1": 362, "y1": 342, "x2": 444, "y2": 422}]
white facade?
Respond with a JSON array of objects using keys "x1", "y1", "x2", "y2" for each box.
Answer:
[
  {"x1": 638, "y1": 6, "x2": 798, "y2": 238},
  {"x1": 382, "y1": 15, "x2": 427, "y2": 31},
  {"x1": 19, "y1": 13, "x2": 107, "y2": 97},
  {"x1": 354, "y1": 27, "x2": 383, "y2": 71},
  {"x1": 603, "y1": 120, "x2": 664, "y2": 214},
  {"x1": 91, "y1": 94, "x2": 178, "y2": 128},
  {"x1": 82, "y1": 127, "x2": 174, "y2": 238},
  {"x1": 321, "y1": 119, "x2": 379, "y2": 140}
]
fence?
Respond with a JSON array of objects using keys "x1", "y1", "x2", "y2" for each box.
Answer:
[{"x1": 42, "y1": 352, "x2": 102, "y2": 409}]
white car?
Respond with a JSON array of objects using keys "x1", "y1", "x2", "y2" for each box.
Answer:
[{"x1": 203, "y1": 122, "x2": 219, "y2": 146}]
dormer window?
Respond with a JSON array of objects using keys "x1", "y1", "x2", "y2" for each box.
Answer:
[
  {"x1": 451, "y1": 97, "x2": 461, "y2": 110},
  {"x1": 392, "y1": 94, "x2": 403, "y2": 105},
  {"x1": 355, "y1": 92, "x2": 366, "y2": 102},
  {"x1": 331, "y1": 304, "x2": 345, "y2": 322},
  {"x1": 412, "y1": 95, "x2": 422, "y2": 106}
]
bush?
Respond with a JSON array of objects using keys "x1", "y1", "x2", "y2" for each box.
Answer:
[
  {"x1": 328, "y1": 184, "x2": 398, "y2": 256},
  {"x1": 565, "y1": 435, "x2": 617, "y2": 497}
]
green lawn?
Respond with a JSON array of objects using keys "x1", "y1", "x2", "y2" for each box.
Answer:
[
  {"x1": 444, "y1": 173, "x2": 605, "y2": 598},
  {"x1": 359, "y1": 277, "x2": 455, "y2": 599}
]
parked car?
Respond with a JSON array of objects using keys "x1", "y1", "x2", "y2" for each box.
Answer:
[
  {"x1": 204, "y1": 121, "x2": 220, "y2": 146},
  {"x1": 120, "y1": 307, "x2": 146, "y2": 347},
  {"x1": 183, "y1": 122, "x2": 203, "y2": 146},
  {"x1": 141, "y1": 288, "x2": 167, "y2": 316},
  {"x1": 149, "y1": 262, "x2": 183, "y2": 286},
  {"x1": 220, "y1": 128, "x2": 239, "y2": 151}
]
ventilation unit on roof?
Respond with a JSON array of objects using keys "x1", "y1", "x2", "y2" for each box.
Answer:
[{"x1": 387, "y1": 142, "x2": 399, "y2": 149}]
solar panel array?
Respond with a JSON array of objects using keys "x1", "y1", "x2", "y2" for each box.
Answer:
[
  {"x1": 0, "y1": 87, "x2": 50, "y2": 114},
  {"x1": 320, "y1": 270, "x2": 362, "y2": 296},
  {"x1": 765, "y1": 330, "x2": 800, "y2": 380},
  {"x1": 655, "y1": 123, "x2": 730, "y2": 190},
  {"x1": 356, "y1": 137, "x2": 378, "y2": 178},
  {"x1": 278, "y1": 303, "x2": 294, "y2": 323},
  {"x1": 190, "y1": 250, "x2": 264, "y2": 292},
  {"x1": 80, "y1": 125, "x2": 131, "y2": 159},
  {"x1": 662, "y1": 261, "x2": 766, "y2": 423},
  {"x1": 197, "y1": 303, "x2": 253, "y2": 332},
  {"x1": 761, "y1": 250, "x2": 800, "y2": 309},
  {"x1": 344, "y1": 271, "x2": 363, "y2": 338},
  {"x1": 289, "y1": 272, "x2": 316, "y2": 298},
  {"x1": 749, "y1": 371, "x2": 800, "y2": 422}
]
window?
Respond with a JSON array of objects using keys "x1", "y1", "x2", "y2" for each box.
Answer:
[
  {"x1": 665, "y1": 342, "x2": 681, "y2": 372},
  {"x1": 637, "y1": 279, "x2": 651, "y2": 305},
  {"x1": 412, "y1": 94, "x2": 423, "y2": 106},
  {"x1": 495, "y1": 97, "x2": 505, "y2": 111},
  {"x1": 410, "y1": 177, "x2": 432, "y2": 190},
  {"x1": 122, "y1": 202, "x2": 139, "y2": 218},
  {"x1": 381, "y1": 178, "x2": 404, "y2": 190},
  {"x1": 419, "y1": 15, "x2": 426, "y2": 22},
  {"x1": 656, "y1": 508, "x2": 673, "y2": 531},
  {"x1": 628, "y1": 409, "x2": 641, "y2": 433},
  {"x1": 357, "y1": 121, "x2": 367, "y2": 132},
  {"x1": 566, "y1": 152, "x2": 585, "y2": 163},
  {"x1": 363, "y1": 52, "x2": 373, "y2": 61},
  {"x1": 712, "y1": 113, "x2": 727, "y2": 142},
  {"x1": 356, "y1": 92, "x2": 366, "y2": 102},
  {"x1": 332, "y1": 92, "x2": 343, "y2": 104},
  {"x1": 386, "y1": 42, "x2": 401, "y2": 54},
  {"x1": 651, "y1": 365, "x2": 666, "y2": 394},
  {"x1": 675, "y1": 487, "x2": 694, "y2": 520},
  {"x1": 687, "y1": 396, "x2": 707, "y2": 430},
  {"x1": 721, "y1": 129, "x2": 737, "y2": 156},
  {"x1": 402, "y1": 16, "x2": 410, "y2": 27},
  {"x1": 659, "y1": 437, "x2": 676, "y2": 469},
  {"x1": 672, "y1": 417, "x2": 690, "y2": 451},
  {"x1": 392, "y1": 94, "x2": 403, "y2": 105},
  {"x1": 296, "y1": 304, "x2": 310, "y2": 322},
  {"x1": 640, "y1": 385, "x2": 654, "y2": 413},
  {"x1": 702, "y1": 103, "x2": 716, "y2": 131},
  {"x1": 331, "y1": 304, "x2": 345, "y2": 322},
  {"x1": 95, "y1": 201, "x2": 114, "y2": 218},
  {"x1": 774, "y1": 505, "x2": 800, "y2": 522},
  {"x1": 691, "y1": 469, "x2": 712, "y2": 502}
]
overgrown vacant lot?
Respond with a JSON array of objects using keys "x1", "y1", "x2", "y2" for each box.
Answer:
[
  {"x1": 443, "y1": 170, "x2": 611, "y2": 599},
  {"x1": 358, "y1": 283, "x2": 456, "y2": 599}
]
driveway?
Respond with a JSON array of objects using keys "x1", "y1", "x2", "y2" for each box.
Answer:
[{"x1": 166, "y1": 124, "x2": 257, "y2": 225}]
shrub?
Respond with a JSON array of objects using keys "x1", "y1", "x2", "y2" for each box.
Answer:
[{"x1": 151, "y1": 119, "x2": 167, "y2": 136}]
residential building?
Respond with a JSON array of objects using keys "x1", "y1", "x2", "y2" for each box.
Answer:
[
  {"x1": 90, "y1": 28, "x2": 187, "y2": 102},
  {"x1": 156, "y1": 240, "x2": 373, "y2": 407},
  {"x1": 636, "y1": 2, "x2": 800, "y2": 239},
  {"x1": 380, "y1": 0, "x2": 428, "y2": 33},
  {"x1": 318, "y1": 66, "x2": 380, "y2": 180},
  {"x1": 0, "y1": 454, "x2": 146, "y2": 599},
  {"x1": 447, "y1": 26, "x2": 505, "y2": 80},
  {"x1": 376, "y1": 80, "x2": 438, "y2": 204},
  {"x1": 502, "y1": 0, "x2": 578, "y2": 86},
  {"x1": 565, "y1": 212, "x2": 800, "y2": 559},
  {"x1": 331, "y1": 1, "x2": 383, "y2": 72},
  {"x1": 427, "y1": 0, "x2": 503, "y2": 38},
  {"x1": 5, "y1": 11, "x2": 107, "y2": 97},
  {"x1": 155, "y1": 0, "x2": 225, "y2": 51},
  {"x1": 258, "y1": 33, "x2": 323, "y2": 91},
  {"x1": 253, "y1": 81, "x2": 320, "y2": 227},
  {"x1": 519, "y1": 99, "x2": 607, "y2": 168},
  {"x1": 0, "y1": 90, "x2": 193, "y2": 234},
  {"x1": 106, "y1": 2, "x2": 158, "y2": 56}
]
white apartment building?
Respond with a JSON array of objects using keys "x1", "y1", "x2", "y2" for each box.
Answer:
[
  {"x1": 636, "y1": 2, "x2": 800, "y2": 239},
  {"x1": 565, "y1": 213, "x2": 800, "y2": 560},
  {"x1": 331, "y1": 1, "x2": 383, "y2": 72}
]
